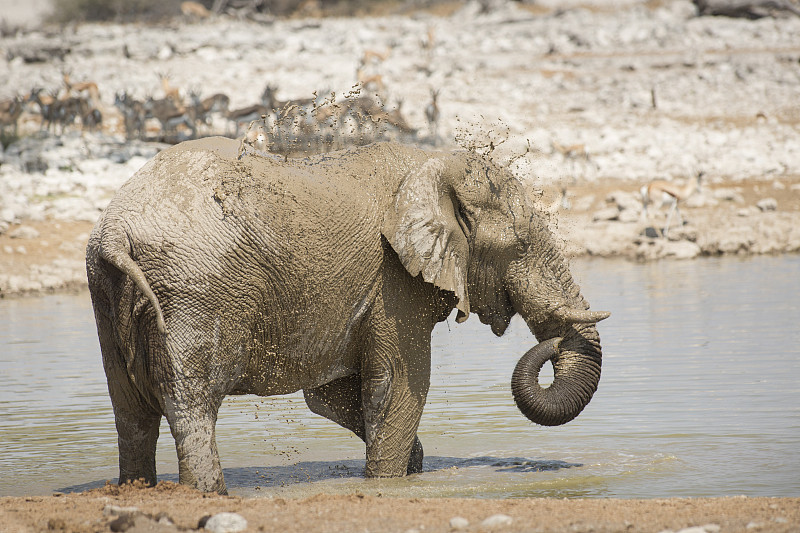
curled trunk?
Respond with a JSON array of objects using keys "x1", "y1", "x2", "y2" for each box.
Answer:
[{"x1": 511, "y1": 323, "x2": 602, "y2": 426}]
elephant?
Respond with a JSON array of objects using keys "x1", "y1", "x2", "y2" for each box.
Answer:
[{"x1": 85, "y1": 137, "x2": 609, "y2": 494}]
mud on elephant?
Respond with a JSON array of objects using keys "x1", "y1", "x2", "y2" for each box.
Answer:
[{"x1": 85, "y1": 137, "x2": 609, "y2": 494}]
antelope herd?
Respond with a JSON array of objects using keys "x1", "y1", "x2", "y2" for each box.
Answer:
[
  {"x1": 3, "y1": 71, "x2": 105, "y2": 136},
  {"x1": 0, "y1": 64, "x2": 439, "y2": 156}
]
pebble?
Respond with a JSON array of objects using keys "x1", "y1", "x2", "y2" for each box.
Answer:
[
  {"x1": 480, "y1": 514, "x2": 513, "y2": 528},
  {"x1": 109, "y1": 514, "x2": 137, "y2": 532},
  {"x1": 109, "y1": 513, "x2": 177, "y2": 532},
  {"x1": 756, "y1": 198, "x2": 778, "y2": 211},
  {"x1": 103, "y1": 504, "x2": 141, "y2": 516},
  {"x1": 449, "y1": 516, "x2": 470, "y2": 530},
  {"x1": 592, "y1": 206, "x2": 621, "y2": 222},
  {"x1": 203, "y1": 512, "x2": 248, "y2": 533},
  {"x1": 660, "y1": 526, "x2": 721, "y2": 533}
]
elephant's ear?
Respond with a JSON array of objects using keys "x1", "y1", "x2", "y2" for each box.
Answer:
[{"x1": 382, "y1": 158, "x2": 470, "y2": 318}]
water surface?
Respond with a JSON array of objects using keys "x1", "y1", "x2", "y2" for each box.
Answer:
[{"x1": 1, "y1": 256, "x2": 798, "y2": 498}]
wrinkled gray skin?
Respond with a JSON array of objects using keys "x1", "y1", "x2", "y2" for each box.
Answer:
[{"x1": 86, "y1": 137, "x2": 609, "y2": 494}]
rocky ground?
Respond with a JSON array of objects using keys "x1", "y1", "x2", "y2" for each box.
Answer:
[
  {"x1": 2, "y1": 0, "x2": 800, "y2": 296},
  {"x1": 0, "y1": 481, "x2": 798, "y2": 533},
  {"x1": 2, "y1": 1, "x2": 800, "y2": 530}
]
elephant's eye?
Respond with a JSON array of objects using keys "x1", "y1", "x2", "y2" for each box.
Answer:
[
  {"x1": 516, "y1": 240, "x2": 530, "y2": 256},
  {"x1": 455, "y1": 202, "x2": 472, "y2": 237}
]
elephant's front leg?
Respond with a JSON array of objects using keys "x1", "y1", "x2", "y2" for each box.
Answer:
[
  {"x1": 304, "y1": 373, "x2": 424, "y2": 475},
  {"x1": 362, "y1": 317, "x2": 431, "y2": 477}
]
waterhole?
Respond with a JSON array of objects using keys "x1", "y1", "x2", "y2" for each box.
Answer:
[{"x1": 1, "y1": 256, "x2": 798, "y2": 498}]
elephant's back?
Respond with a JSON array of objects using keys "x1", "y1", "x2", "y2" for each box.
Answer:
[{"x1": 114, "y1": 138, "x2": 234, "y2": 206}]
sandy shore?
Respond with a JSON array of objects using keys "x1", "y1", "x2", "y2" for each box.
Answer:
[{"x1": 0, "y1": 481, "x2": 798, "y2": 533}]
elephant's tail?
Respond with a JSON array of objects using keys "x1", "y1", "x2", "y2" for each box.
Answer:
[{"x1": 98, "y1": 223, "x2": 167, "y2": 335}]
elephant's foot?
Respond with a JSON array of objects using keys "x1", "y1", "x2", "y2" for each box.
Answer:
[
  {"x1": 114, "y1": 409, "x2": 161, "y2": 488},
  {"x1": 177, "y1": 454, "x2": 227, "y2": 495}
]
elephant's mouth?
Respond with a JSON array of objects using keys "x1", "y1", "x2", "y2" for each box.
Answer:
[{"x1": 475, "y1": 305, "x2": 512, "y2": 337}]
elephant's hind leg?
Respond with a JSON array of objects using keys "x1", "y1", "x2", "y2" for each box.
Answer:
[
  {"x1": 407, "y1": 436, "x2": 423, "y2": 475},
  {"x1": 162, "y1": 389, "x2": 227, "y2": 494},
  {"x1": 95, "y1": 311, "x2": 161, "y2": 486},
  {"x1": 304, "y1": 373, "x2": 423, "y2": 475}
]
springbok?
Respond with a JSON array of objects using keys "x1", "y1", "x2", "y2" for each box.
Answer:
[
  {"x1": 0, "y1": 95, "x2": 24, "y2": 135},
  {"x1": 157, "y1": 72, "x2": 183, "y2": 103},
  {"x1": 180, "y1": 1, "x2": 211, "y2": 18},
  {"x1": 641, "y1": 171, "x2": 704, "y2": 237},
  {"x1": 425, "y1": 88, "x2": 440, "y2": 144}
]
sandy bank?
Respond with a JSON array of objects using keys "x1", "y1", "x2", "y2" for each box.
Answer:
[{"x1": 2, "y1": 481, "x2": 799, "y2": 533}]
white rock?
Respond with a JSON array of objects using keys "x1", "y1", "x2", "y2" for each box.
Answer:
[
  {"x1": 664, "y1": 240, "x2": 701, "y2": 260},
  {"x1": 157, "y1": 45, "x2": 174, "y2": 60},
  {"x1": 204, "y1": 512, "x2": 248, "y2": 533},
  {"x1": 618, "y1": 208, "x2": 641, "y2": 223},
  {"x1": 8, "y1": 225, "x2": 40, "y2": 239},
  {"x1": 102, "y1": 504, "x2": 140, "y2": 516},
  {"x1": 674, "y1": 526, "x2": 721, "y2": 533},
  {"x1": 450, "y1": 516, "x2": 470, "y2": 530},
  {"x1": 480, "y1": 514, "x2": 513, "y2": 528},
  {"x1": 714, "y1": 188, "x2": 745, "y2": 203},
  {"x1": 593, "y1": 206, "x2": 620, "y2": 222},
  {"x1": 756, "y1": 198, "x2": 777, "y2": 211},
  {"x1": 607, "y1": 190, "x2": 642, "y2": 212}
]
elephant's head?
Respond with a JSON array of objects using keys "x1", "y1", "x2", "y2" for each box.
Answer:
[{"x1": 382, "y1": 149, "x2": 609, "y2": 426}]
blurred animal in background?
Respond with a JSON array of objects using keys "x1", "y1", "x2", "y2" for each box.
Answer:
[
  {"x1": 180, "y1": 1, "x2": 211, "y2": 19},
  {"x1": 0, "y1": 94, "x2": 24, "y2": 137},
  {"x1": 144, "y1": 94, "x2": 196, "y2": 142},
  {"x1": 114, "y1": 91, "x2": 146, "y2": 140},
  {"x1": 425, "y1": 88, "x2": 440, "y2": 145},
  {"x1": 641, "y1": 171, "x2": 704, "y2": 237},
  {"x1": 157, "y1": 72, "x2": 183, "y2": 103},
  {"x1": 551, "y1": 141, "x2": 596, "y2": 182},
  {"x1": 188, "y1": 89, "x2": 230, "y2": 133},
  {"x1": 28, "y1": 88, "x2": 62, "y2": 133}
]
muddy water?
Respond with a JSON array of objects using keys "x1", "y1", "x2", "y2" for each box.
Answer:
[{"x1": 1, "y1": 256, "x2": 799, "y2": 498}]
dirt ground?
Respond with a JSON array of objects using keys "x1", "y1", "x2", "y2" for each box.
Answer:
[{"x1": 0, "y1": 481, "x2": 797, "y2": 533}]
